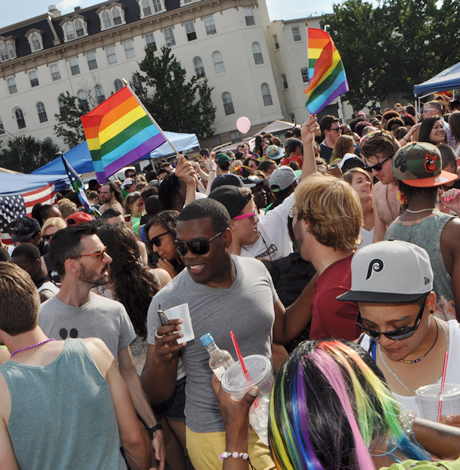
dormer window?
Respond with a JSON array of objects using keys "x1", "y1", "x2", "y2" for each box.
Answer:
[
  {"x1": 26, "y1": 30, "x2": 44, "y2": 52},
  {"x1": 0, "y1": 36, "x2": 16, "y2": 62},
  {"x1": 60, "y1": 16, "x2": 88, "y2": 42},
  {"x1": 137, "y1": 0, "x2": 164, "y2": 19},
  {"x1": 98, "y1": 4, "x2": 126, "y2": 30}
]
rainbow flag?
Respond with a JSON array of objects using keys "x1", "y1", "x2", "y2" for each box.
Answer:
[
  {"x1": 305, "y1": 28, "x2": 349, "y2": 114},
  {"x1": 81, "y1": 85, "x2": 166, "y2": 183}
]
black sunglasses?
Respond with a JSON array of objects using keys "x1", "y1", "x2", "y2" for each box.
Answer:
[
  {"x1": 364, "y1": 155, "x2": 393, "y2": 172},
  {"x1": 356, "y1": 295, "x2": 427, "y2": 341},
  {"x1": 43, "y1": 234, "x2": 53, "y2": 241},
  {"x1": 174, "y1": 231, "x2": 223, "y2": 257},
  {"x1": 150, "y1": 231, "x2": 169, "y2": 248}
]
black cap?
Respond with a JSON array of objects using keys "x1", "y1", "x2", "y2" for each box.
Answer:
[
  {"x1": 210, "y1": 174, "x2": 244, "y2": 192},
  {"x1": 208, "y1": 185, "x2": 252, "y2": 219},
  {"x1": 11, "y1": 217, "x2": 41, "y2": 242}
]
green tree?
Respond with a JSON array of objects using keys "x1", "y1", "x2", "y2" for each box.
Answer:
[
  {"x1": 0, "y1": 135, "x2": 61, "y2": 173},
  {"x1": 138, "y1": 46, "x2": 216, "y2": 140},
  {"x1": 324, "y1": 0, "x2": 460, "y2": 110},
  {"x1": 53, "y1": 91, "x2": 90, "y2": 147}
]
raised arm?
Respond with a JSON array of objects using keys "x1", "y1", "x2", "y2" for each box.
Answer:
[{"x1": 301, "y1": 115, "x2": 321, "y2": 181}]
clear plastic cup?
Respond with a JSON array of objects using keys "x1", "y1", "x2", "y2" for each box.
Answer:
[
  {"x1": 221, "y1": 354, "x2": 274, "y2": 445},
  {"x1": 416, "y1": 383, "x2": 460, "y2": 421},
  {"x1": 164, "y1": 303, "x2": 194, "y2": 344}
]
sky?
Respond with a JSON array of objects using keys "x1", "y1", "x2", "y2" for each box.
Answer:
[{"x1": 0, "y1": 0, "x2": 381, "y2": 29}]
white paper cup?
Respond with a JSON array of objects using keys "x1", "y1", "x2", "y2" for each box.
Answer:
[
  {"x1": 164, "y1": 303, "x2": 194, "y2": 344},
  {"x1": 416, "y1": 383, "x2": 460, "y2": 421}
]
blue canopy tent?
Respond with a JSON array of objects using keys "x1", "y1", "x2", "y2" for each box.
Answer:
[
  {"x1": 33, "y1": 131, "x2": 199, "y2": 176},
  {"x1": 414, "y1": 61, "x2": 460, "y2": 96},
  {"x1": 0, "y1": 172, "x2": 69, "y2": 195}
]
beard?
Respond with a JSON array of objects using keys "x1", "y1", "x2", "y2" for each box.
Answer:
[{"x1": 78, "y1": 264, "x2": 109, "y2": 287}]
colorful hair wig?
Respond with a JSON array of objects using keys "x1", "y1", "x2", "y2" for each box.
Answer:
[{"x1": 268, "y1": 340, "x2": 430, "y2": 469}]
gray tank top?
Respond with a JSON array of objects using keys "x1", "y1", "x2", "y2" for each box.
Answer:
[
  {"x1": 0, "y1": 338, "x2": 127, "y2": 470},
  {"x1": 385, "y1": 210, "x2": 455, "y2": 320}
]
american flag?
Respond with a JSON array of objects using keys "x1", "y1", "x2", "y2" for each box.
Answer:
[{"x1": 0, "y1": 183, "x2": 56, "y2": 245}]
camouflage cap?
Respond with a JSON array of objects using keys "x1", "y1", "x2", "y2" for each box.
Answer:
[{"x1": 392, "y1": 141, "x2": 457, "y2": 187}]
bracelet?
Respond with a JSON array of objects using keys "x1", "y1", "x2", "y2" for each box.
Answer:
[
  {"x1": 147, "y1": 423, "x2": 163, "y2": 439},
  {"x1": 220, "y1": 452, "x2": 255, "y2": 469},
  {"x1": 399, "y1": 409, "x2": 416, "y2": 436}
]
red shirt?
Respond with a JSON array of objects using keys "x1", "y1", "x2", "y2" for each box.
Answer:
[
  {"x1": 281, "y1": 155, "x2": 303, "y2": 168},
  {"x1": 310, "y1": 254, "x2": 361, "y2": 341}
]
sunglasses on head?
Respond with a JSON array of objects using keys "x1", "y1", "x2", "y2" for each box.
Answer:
[
  {"x1": 364, "y1": 155, "x2": 393, "y2": 172},
  {"x1": 356, "y1": 295, "x2": 427, "y2": 341},
  {"x1": 174, "y1": 231, "x2": 224, "y2": 257},
  {"x1": 150, "y1": 231, "x2": 169, "y2": 248}
]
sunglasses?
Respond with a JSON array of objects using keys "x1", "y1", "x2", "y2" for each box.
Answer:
[
  {"x1": 233, "y1": 212, "x2": 257, "y2": 221},
  {"x1": 329, "y1": 127, "x2": 342, "y2": 132},
  {"x1": 43, "y1": 234, "x2": 54, "y2": 241},
  {"x1": 174, "y1": 231, "x2": 224, "y2": 257},
  {"x1": 71, "y1": 247, "x2": 108, "y2": 262},
  {"x1": 364, "y1": 155, "x2": 393, "y2": 172},
  {"x1": 356, "y1": 296, "x2": 426, "y2": 341},
  {"x1": 150, "y1": 231, "x2": 169, "y2": 248}
]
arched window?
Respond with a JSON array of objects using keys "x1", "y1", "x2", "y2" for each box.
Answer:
[
  {"x1": 30, "y1": 32, "x2": 42, "y2": 51},
  {"x1": 281, "y1": 73, "x2": 288, "y2": 89},
  {"x1": 0, "y1": 115, "x2": 4, "y2": 134},
  {"x1": 112, "y1": 8, "x2": 122, "y2": 25},
  {"x1": 252, "y1": 42, "x2": 263, "y2": 65},
  {"x1": 114, "y1": 79, "x2": 123, "y2": 92},
  {"x1": 36, "y1": 102, "x2": 48, "y2": 123},
  {"x1": 58, "y1": 95, "x2": 68, "y2": 117},
  {"x1": 65, "y1": 22, "x2": 75, "y2": 40},
  {"x1": 131, "y1": 74, "x2": 141, "y2": 92},
  {"x1": 141, "y1": 0, "x2": 152, "y2": 16},
  {"x1": 193, "y1": 57, "x2": 205, "y2": 77},
  {"x1": 75, "y1": 19, "x2": 85, "y2": 37},
  {"x1": 213, "y1": 51, "x2": 225, "y2": 74},
  {"x1": 77, "y1": 90, "x2": 87, "y2": 102},
  {"x1": 101, "y1": 11, "x2": 112, "y2": 29},
  {"x1": 15, "y1": 108, "x2": 26, "y2": 129},
  {"x1": 261, "y1": 83, "x2": 273, "y2": 106},
  {"x1": 222, "y1": 92, "x2": 234, "y2": 115},
  {"x1": 95, "y1": 85, "x2": 105, "y2": 104}
]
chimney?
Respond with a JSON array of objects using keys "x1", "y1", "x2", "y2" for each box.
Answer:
[{"x1": 48, "y1": 5, "x2": 61, "y2": 18}]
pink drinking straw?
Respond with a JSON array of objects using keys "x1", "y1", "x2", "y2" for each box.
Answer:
[
  {"x1": 437, "y1": 351, "x2": 449, "y2": 423},
  {"x1": 230, "y1": 331, "x2": 259, "y2": 408}
]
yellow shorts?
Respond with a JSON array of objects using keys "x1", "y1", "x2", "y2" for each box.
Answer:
[{"x1": 186, "y1": 426, "x2": 276, "y2": 470}]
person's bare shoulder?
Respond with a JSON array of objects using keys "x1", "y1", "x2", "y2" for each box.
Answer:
[
  {"x1": 0, "y1": 349, "x2": 9, "y2": 366},
  {"x1": 81, "y1": 337, "x2": 115, "y2": 378}
]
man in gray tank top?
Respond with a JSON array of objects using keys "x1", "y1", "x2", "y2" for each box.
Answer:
[{"x1": 0, "y1": 262, "x2": 151, "y2": 469}]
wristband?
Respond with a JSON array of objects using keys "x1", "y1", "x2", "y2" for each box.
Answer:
[
  {"x1": 147, "y1": 423, "x2": 163, "y2": 439},
  {"x1": 220, "y1": 452, "x2": 255, "y2": 469},
  {"x1": 399, "y1": 409, "x2": 416, "y2": 436}
]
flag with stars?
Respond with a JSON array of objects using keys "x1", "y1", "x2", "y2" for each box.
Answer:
[
  {"x1": 61, "y1": 154, "x2": 90, "y2": 210},
  {"x1": 0, "y1": 183, "x2": 56, "y2": 245}
]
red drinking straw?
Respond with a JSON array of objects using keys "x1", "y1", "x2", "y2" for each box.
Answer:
[
  {"x1": 437, "y1": 351, "x2": 449, "y2": 423},
  {"x1": 230, "y1": 331, "x2": 259, "y2": 408}
]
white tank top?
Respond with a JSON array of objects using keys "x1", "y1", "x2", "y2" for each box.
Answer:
[{"x1": 359, "y1": 320, "x2": 460, "y2": 416}]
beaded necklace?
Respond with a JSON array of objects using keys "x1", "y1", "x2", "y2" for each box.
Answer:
[
  {"x1": 10, "y1": 338, "x2": 56, "y2": 359},
  {"x1": 399, "y1": 316, "x2": 438, "y2": 364}
]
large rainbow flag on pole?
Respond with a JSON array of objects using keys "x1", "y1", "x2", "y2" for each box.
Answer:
[
  {"x1": 304, "y1": 28, "x2": 349, "y2": 114},
  {"x1": 81, "y1": 85, "x2": 167, "y2": 183}
]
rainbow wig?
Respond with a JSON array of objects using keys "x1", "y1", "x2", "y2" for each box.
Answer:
[{"x1": 268, "y1": 340, "x2": 430, "y2": 469}]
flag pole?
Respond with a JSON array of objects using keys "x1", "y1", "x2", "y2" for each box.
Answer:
[{"x1": 122, "y1": 80, "x2": 205, "y2": 192}]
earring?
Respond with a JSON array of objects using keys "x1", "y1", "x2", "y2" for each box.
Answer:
[{"x1": 430, "y1": 310, "x2": 434, "y2": 314}]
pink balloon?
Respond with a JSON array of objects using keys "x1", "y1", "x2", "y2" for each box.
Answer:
[{"x1": 236, "y1": 116, "x2": 251, "y2": 135}]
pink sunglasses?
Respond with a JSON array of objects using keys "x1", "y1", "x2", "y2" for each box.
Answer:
[{"x1": 232, "y1": 212, "x2": 257, "y2": 221}]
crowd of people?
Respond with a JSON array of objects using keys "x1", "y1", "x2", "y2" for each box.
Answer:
[{"x1": 2, "y1": 96, "x2": 460, "y2": 469}]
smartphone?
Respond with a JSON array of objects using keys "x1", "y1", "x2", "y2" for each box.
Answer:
[{"x1": 157, "y1": 305, "x2": 170, "y2": 326}]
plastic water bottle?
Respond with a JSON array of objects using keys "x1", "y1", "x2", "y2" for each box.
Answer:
[{"x1": 200, "y1": 333, "x2": 235, "y2": 381}]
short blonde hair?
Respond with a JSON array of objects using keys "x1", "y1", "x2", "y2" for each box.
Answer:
[
  {"x1": 57, "y1": 199, "x2": 77, "y2": 220},
  {"x1": 295, "y1": 174, "x2": 363, "y2": 251},
  {"x1": 41, "y1": 217, "x2": 66, "y2": 236}
]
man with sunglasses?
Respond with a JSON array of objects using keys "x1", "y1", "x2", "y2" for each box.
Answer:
[
  {"x1": 39, "y1": 224, "x2": 165, "y2": 468},
  {"x1": 338, "y1": 240, "x2": 460, "y2": 419},
  {"x1": 361, "y1": 130, "x2": 401, "y2": 242},
  {"x1": 319, "y1": 115, "x2": 341, "y2": 163}
]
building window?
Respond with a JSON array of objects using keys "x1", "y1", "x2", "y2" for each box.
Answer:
[
  {"x1": 139, "y1": 0, "x2": 163, "y2": 17},
  {"x1": 244, "y1": 7, "x2": 255, "y2": 26},
  {"x1": 0, "y1": 116, "x2": 4, "y2": 135},
  {"x1": 58, "y1": 95, "x2": 69, "y2": 117},
  {"x1": 113, "y1": 8, "x2": 122, "y2": 25},
  {"x1": 69, "y1": 56, "x2": 80, "y2": 75},
  {"x1": 99, "y1": 6, "x2": 125, "y2": 30},
  {"x1": 211, "y1": 135, "x2": 221, "y2": 147},
  {"x1": 193, "y1": 57, "x2": 205, "y2": 77},
  {"x1": 252, "y1": 42, "x2": 264, "y2": 65},
  {"x1": 15, "y1": 108, "x2": 26, "y2": 129},
  {"x1": 27, "y1": 31, "x2": 43, "y2": 52},
  {"x1": 37, "y1": 102, "x2": 48, "y2": 123},
  {"x1": 301, "y1": 67, "x2": 309, "y2": 83},
  {"x1": 114, "y1": 79, "x2": 124, "y2": 92},
  {"x1": 164, "y1": 28, "x2": 176, "y2": 47},
  {"x1": 50, "y1": 64, "x2": 61, "y2": 81},
  {"x1": 124, "y1": 40, "x2": 135, "y2": 59},
  {"x1": 185, "y1": 21, "x2": 197, "y2": 41},
  {"x1": 141, "y1": 0, "x2": 152, "y2": 16},
  {"x1": 29, "y1": 71, "x2": 39, "y2": 87},
  {"x1": 87, "y1": 51, "x2": 98, "y2": 70},
  {"x1": 213, "y1": 51, "x2": 225, "y2": 74},
  {"x1": 65, "y1": 22, "x2": 75, "y2": 40},
  {"x1": 281, "y1": 73, "x2": 288, "y2": 89},
  {"x1": 106, "y1": 45, "x2": 117, "y2": 64},
  {"x1": 62, "y1": 19, "x2": 87, "y2": 41},
  {"x1": 77, "y1": 90, "x2": 87, "y2": 102},
  {"x1": 102, "y1": 11, "x2": 112, "y2": 29},
  {"x1": 292, "y1": 26, "x2": 301, "y2": 42},
  {"x1": 75, "y1": 20, "x2": 85, "y2": 37},
  {"x1": 7, "y1": 77, "x2": 17, "y2": 94},
  {"x1": 95, "y1": 85, "x2": 105, "y2": 104},
  {"x1": 131, "y1": 74, "x2": 142, "y2": 92},
  {"x1": 261, "y1": 83, "x2": 273, "y2": 106},
  {"x1": 0, "y1": 39, "x2": 16, "y2": 62},
  {"x1": 222, "y1": 92, "x2": 234, "y2": 115},
  {"x1": 145, "y1": 33, "x2": 157, "y2": 51},
  {"x1": 204, "y1": 16, "x2": 216, "y2": 35},
  {"x1": 230, "y1": 130, "x2": 241, "y2": 143},
  {"x1": 273, "y1": 34, "x2": 279, "y2": 50},
  {"x1": 43, "y1": 137, "x2": 55, "y2": 146}
]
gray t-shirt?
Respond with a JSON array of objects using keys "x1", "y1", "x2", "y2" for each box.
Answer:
[
  {"x1": 147, "y1": 255, "x2": 278, "y2": 433},
  {"x1": 39, "y1": 293, "x2": 136, "y2": 363}
]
